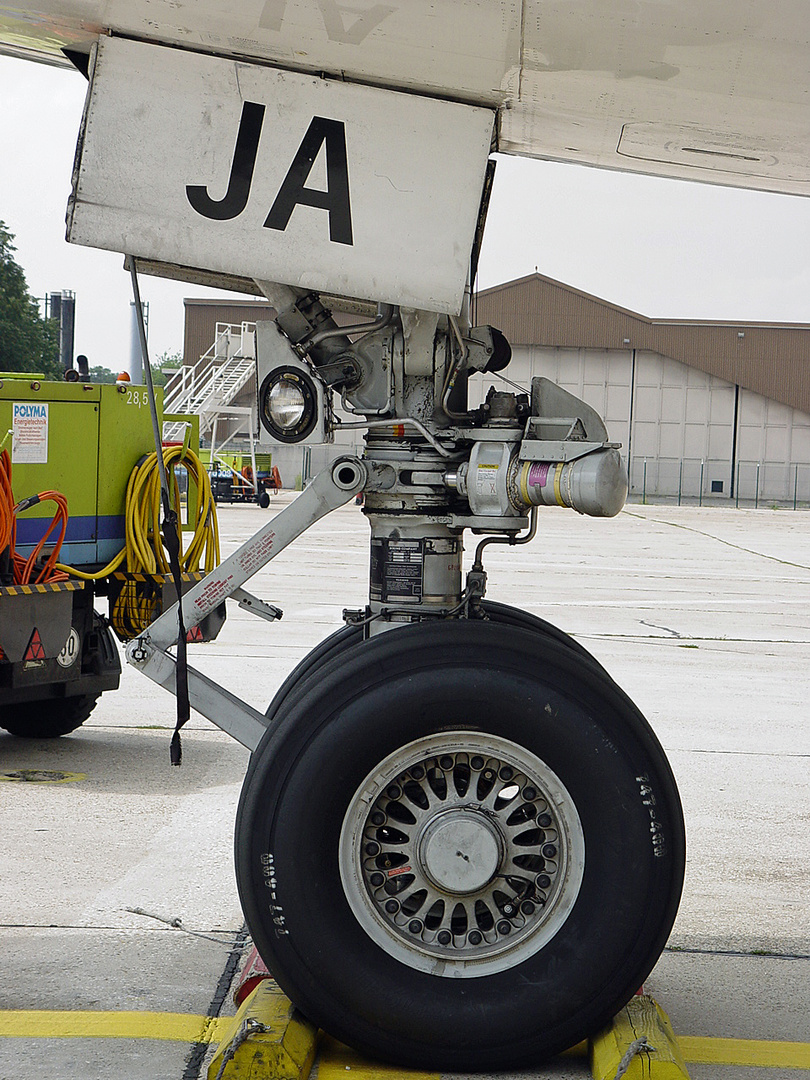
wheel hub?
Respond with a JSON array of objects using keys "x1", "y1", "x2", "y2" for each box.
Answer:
[
  {"x1": 419, "y1": 808, "x2": 501, "y2": 893},
  {"x1": 339, "y1": 732, "x2": 585, "y2": 977}
]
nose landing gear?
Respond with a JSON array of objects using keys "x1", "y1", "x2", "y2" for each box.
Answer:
[{"x1": 235, "y1": 619, "x2": 685, "y2": 1071}]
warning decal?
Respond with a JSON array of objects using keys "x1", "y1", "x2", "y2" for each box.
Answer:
[
  {"x1": 12, "y1": 403, "x2": 48, "y2": 464},
  {"x1": 24, "y1": 628, "x2": 46, "y2": 661}
]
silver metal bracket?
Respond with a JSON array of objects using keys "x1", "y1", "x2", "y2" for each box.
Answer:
[
  {"x1": 232, "y1": 588, "x2": 283, "y2": 623},
  {"x1": 518, "y1": 437, "x2": 617, "y2": 463}
]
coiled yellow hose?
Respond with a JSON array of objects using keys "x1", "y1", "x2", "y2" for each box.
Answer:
[{"x1": 57, "y1": 445, "x2": 220, "y2": 580}]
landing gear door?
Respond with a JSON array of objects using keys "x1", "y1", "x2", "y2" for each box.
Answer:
[{"x1": 67, "y1": 36, "x2": 495, "y2": 316}]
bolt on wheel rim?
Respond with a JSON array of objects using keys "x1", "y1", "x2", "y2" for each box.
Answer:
[{"x1": 339, "y1": 732, "x2": 585, "y2": 977}]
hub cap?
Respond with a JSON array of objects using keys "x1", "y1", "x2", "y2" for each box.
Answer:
[
  {"x1": 419, "y1": 809, "x2": 501, "y2": 893},
  {"x1": 339, "y1": 732, "x2": 585, "y2": 977}
]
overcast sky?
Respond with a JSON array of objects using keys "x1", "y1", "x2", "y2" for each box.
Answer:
[{"x1": 2, "y1": 54, "x2": 810, "y2": 374}]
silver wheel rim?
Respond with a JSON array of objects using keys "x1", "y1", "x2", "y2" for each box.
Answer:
[{"x1": 339, "y1": 732, "x2": 585, "y2": 977}]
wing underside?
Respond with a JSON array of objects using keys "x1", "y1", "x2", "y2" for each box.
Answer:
[{"x1": 1, "y1": 1, "x2": 808, "y2": 197}]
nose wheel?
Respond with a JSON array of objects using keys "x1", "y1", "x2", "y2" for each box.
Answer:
[{"x1": 236, "y1": 619, "x2": 684, "y2": 1071}]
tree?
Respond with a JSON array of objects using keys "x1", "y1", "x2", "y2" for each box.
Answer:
[
  {"x1": 0, "y1": 221, "x2": 61, "y2": 378},
  {"x1": 88, "y1": 365, "x2": 118, "y2": 384},
  {"x1": 149, "y1": 350, "x2": 183, "y2": 387}
]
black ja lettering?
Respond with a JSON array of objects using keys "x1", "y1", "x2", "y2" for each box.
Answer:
[
  {"x1": 186, "y1": 107, "x2": 353, "y2": 246},
  {"x1": 264, "y1": 117, "x2": 353, "y2": 245},
  {"x1": 186, "y1": 101, "x2": 265, "y2": 220}
]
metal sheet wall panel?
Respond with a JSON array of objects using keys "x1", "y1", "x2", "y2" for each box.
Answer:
[{"x1": 474, "y1": 274, "x2": 810, "y2": 415}]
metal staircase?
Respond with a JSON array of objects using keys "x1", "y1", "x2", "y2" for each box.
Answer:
[{"x1": 162, "y1": 322, "x2": 257, "y2": 441}]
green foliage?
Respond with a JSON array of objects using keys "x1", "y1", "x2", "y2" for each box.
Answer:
[
  {"x1": 88, "y1": 365, "x2": 118, "y2": 384},
  {"x1": 157, "y1": 349, "x2": 182, "y2": 369},
  {"x1": 151, "y1": 350, "x2": 182, "y2": 387},
  {"x1": 0, "y1": 221, "x2": 61, "y2": 378}
]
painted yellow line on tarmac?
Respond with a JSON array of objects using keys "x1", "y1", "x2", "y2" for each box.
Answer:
[
  {"x1": 1, "y1": 1013, "x2": 810, "y2": 1072},
  {"x1": 0, "y1": 1011, "x2": 226, "y2": 1043},
  {"x1": 679, "y1": 1035, "x2": 810, "y2": 1069},
  {"x1": 317, "y1": 1036, "x2": 440, "y2": 1079}
]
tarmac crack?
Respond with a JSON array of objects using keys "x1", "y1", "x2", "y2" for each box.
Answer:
[
  {"x1": 666, "y1": 944, "x2": 810, "y2": 961},
  {"x1": 639, "y1": 619, "x2": 681, "y2": 637},
  {"x1": 624, "y1": 511, "x2": 810, "y2": 573},
  {"x1": 181, "y1": 923, "x2": 250, "y2": 1080}
]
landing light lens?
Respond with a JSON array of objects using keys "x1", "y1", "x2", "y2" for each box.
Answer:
[
  {"x1": 267, "y1": 378, "x2": 306, "y2": 429},
  {"x1": 259, "y1": 365, "x2": 318, "y2": 443}
]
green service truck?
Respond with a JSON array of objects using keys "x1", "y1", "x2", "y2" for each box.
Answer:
[{"x1": 0, "y1": 373, "x2": 209, "y2": 738}]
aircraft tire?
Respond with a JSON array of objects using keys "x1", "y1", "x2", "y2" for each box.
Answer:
[
  {"x1": 263, "y1": 600, "x2": 607, "y2": 726},
  {"x1": 237, "y1": 619, "x2": 684, "y2": 1071}
]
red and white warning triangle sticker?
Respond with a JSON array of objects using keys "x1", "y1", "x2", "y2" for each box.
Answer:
[{"x1": 24, "y1": 628, "x2": 46, "y2": 661}]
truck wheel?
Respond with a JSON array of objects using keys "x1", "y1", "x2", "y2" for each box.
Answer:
[
  {"x1": 0, "y1": 694, "x2": 101, "y2": 738},
  {"x1": 237, "y1": 620, "x2": 684, "y2": 1071}
]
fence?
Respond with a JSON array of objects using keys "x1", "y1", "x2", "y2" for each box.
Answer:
[{"x1": 628, "y1": 459, "x2": 810, "y2": 509}]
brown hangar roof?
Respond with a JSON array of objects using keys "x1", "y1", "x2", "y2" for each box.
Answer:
[{"x1": 474, "y1": 274, "x2": 810, "y2": 416}]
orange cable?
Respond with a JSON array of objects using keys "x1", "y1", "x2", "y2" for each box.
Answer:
[{"x1": 0, "y1": 452, "x2": 69, "y2": 585}]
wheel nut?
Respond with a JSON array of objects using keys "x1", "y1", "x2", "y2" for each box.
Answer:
[
  {"x1": 386, "y1": 785, "x2": 401, "y2": 800},
  {"x1": 538, "y1": 813, "x2": 552, "y2": 828},
  {"x1": 497, "y1": 920, "x2": 512, "y2": 935},
  {"x1": 521, "y1": 900, "x2": 535, "y2": 915},
  {"x1": 384, "y1": 899, "x2": 399, "y2": 914},
  {"x1": 437, "y1": 930, "x2": 452, "y2": 946},
  {"x1": 439, "y1": 755, "x2": 453, "y2": 771},
  {"x1": 536, "y1": 874, "x2": 551, "y2": 889},
  {"x1": 411, "y1": 766, "x2": 425, "y2": 780},
  {"x1": 522, "y1": 786, "x2": 537, "y2": 800},
  {"x1": 365, "y1": 842, "x2": 380, "y2": 856},
  {"x1": 499, "y1": 766, "x2": 514, "y2": 781},
  {"x1": 371, "y1": 811, "x2": 385, "y2": 826},
  {"x1": 470, "y1": 756, "x2": 484, "y2": 770},
  {"x1": 370, "y1": 872, "x2": 385, "y2": 887},
  {"x1": 468, "y1": 930, "x2": 483, "y2": 945},
  {"x1": 408, "y1": 920, "x2": 422, "y2": 935},
  {"x1": 542, "y1": 843, "x2": 557, "y2": 858}
]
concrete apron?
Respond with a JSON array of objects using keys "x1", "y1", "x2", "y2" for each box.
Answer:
[{"x1": 1, "y1": 499, "x2": 809, "y2": 1079}]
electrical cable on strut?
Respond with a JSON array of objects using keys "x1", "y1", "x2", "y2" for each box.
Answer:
[{"x1": 128, "y1": 258, "x2": 190, "y2": 766}]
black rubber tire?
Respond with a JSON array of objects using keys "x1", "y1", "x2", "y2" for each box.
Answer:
[
  {"x1": 264, "y1": 601, "x2": 608, "y2": 724},
  {"x1": 237, "y1": 620, "x2": 684, "y2": 1071},
  {"x1": 266, "y1": 623, "x2": 362, "y2": 722},
  {"x1": 476, "y1": 599, "x2": 609, "y2": 673},
  {"x1": 0, "y1": 694, "x2": 101, "y2": 738}
]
